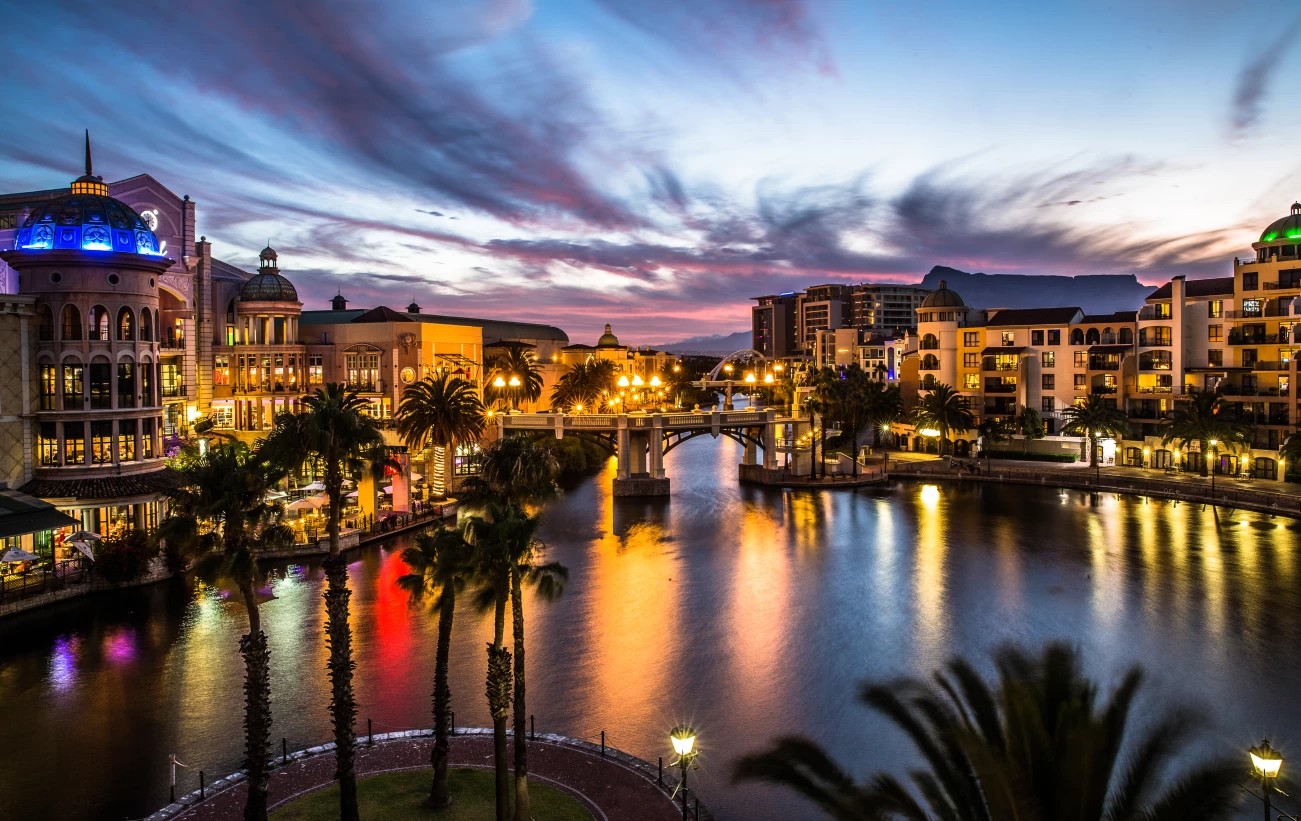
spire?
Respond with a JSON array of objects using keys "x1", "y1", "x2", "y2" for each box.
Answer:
[
  {"x1": 70, "y1": 129, "x2": 108, "y2": 195},
  {"x1": 84, "y1": 129, "x2": 92, "y2": 177}
]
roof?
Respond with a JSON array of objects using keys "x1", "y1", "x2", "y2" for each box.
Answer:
[
  {"x1": 301, "y1": 308, "x2": 568, "y2": 343},
  {"x1": 562, "y1": 343, "x2": 597, "y2": 351},
  {"x1": 919, "y1": 280, "x2": 966, "y2": 309},
  {"x1": 351, "y1": 306, "x2": 412, "y2": 324},
  {"x1": 484, "y1": 339, "x2": 536, "y2": 349},
  {"x1": 980, "y1": 346, "x2": 1026, "y2": 355},
  {"x1": 240, "y1": 272, "x2": 299, "y2": 302},
  {"x1": 1078, "y1": 312, "x2": 1135, "y2": 324},
  {"x1": 19, "y1": 468, "x2": 184, "y2": 501},
  {"x1": 985, "y1": 307, "x2": 1082, "y2": 327},
  {"x1": 1147, "y1": 277, "x2": 1235, "y2": 300},
  {"x1": 0, "y1": 489, "x2": 80, "y2": 539},
  {"x1": 1260, "y1": 203, "x2": 1301, "y2": 243},
  {"x1": 1087, "y1": 345, "x2": 1132, "y2": 355}
]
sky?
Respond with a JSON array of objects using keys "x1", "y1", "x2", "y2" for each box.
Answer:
[{"x1": 1, "y1": 1, "x2": 1299, "y2": 344}]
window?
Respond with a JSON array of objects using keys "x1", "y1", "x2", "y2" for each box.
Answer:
[
  {"x1": 63, "y1": 422, "x2": 84, "y2": 465},
  {"x1": 1208, "y1": 324, "x2": 1222, "y2": 342},
  {"x1": 1042, "y1": 374, "x2": 1056, "y2": 389},
  {"x1": 119, "y1": 419, "x2": 137, "y2": 462},
  {"x1": 963, "y1": 332, "x2": 979, "y2": 347},
  {"x1": 161, "y1": 363, "x2": 182, "y2": 397},
  {"x1": 1041, "y1": 351, "x2": 1055, "y2": 368},
  {"x1": 38, "y1": 422, "x2": 57, "y2": 466},
  {"x1": 140, "y1": 361, "x2": 153, "y2": 406},
  {"x1": 211, "y1": 405, "x2": 234, "y2": 429},
  {"x1": 117, "y1": 362, "x2": 135, "y2": 408},
  {"x1": 963, "y1": 353, "x2": 979, "y2": 368},
  {"x1": 1031, "y1": 330, "x2": 1044, "y2": 346},
  {"x1": 40, "y1": 365, "x2": 56, "y2": 410},
  {"x1": 1140, "y1": 326, "x2": 1172, "y2": 346},
  {"x1": 1208, "y1": 300, "x2": 1222, "y2": 318},
  {"x1": 37, "y1": 304, "x2": 53, "y2": 341},
  {"x1": 142, "y1": 418, "x2": 155, "y2": 459},
  {"x1": 1074, "y1": 351, "x2": 1088, "y2": 367},
  {"x1": 1070, "y1": 328, "x2": 1084, "y2": 345},
  {"x1": 1074, "y1": 374, "x2": 1087, "y2": 388},
  {"x1": 61, "y1": 305, "x2": 82, "y2": 341},
  {"x1": 214, "y1": 354, "x2": 230, "y2": 386},
  {"x1": 90, "y1": 306, "x2": 110, "y2": 341},
  {"x1": 964, "y1": 373, "x2": 980, "y2": 389},
  {"x1": 117, "y1": 307, "x2": 134, "y2": 341},
  {"x1": 346, "y1": 352, "x2": 380, "y2": 390},
  {"x1": 309, "y1": 354, "x2": 324, "y2": 385},
  {"x1": 62, "y1": 362, "x2": 83, "y2": 409},
  {"x1": 1001, "y1": 331, "x2": 1015, "y2": 346},
  {"x1": 1047, "y1": 329, "x2": 1060, "y2": 345},
  {"x1": 90, "y1": 421, "x2": 113, "y2": 464},
  {"x1": 1086, "y1": 328, "x2": 1100, "y2": 344},
  {"x1": 454, "y1": 443, "x2": 483, "y2": 475},
  {"x1": 1244, "y1": 272, "x2": 1259, "y2": 291},
  {"x1": 1042, "y1": 397, "x2": 1055, "y2": 412},
  {"x1": 1208, "y1": 349, "x2": 1223, "y2": 367},
  {"x1": 1119, "y1": 328, "x2": 1133, "y2": 344},
  {"x1": 89, "y1": 361, "x2": 111, "y2": 409}
]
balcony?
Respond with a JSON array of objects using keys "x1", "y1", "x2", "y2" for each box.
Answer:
[
  {"x1": 982, "y1": 361, "x2": 1019, "y2": 372},
  {"x1": 1228, "y1": 331, "x2": 1282, "y2": 345},
  {"x1": 1219, "y1": 386, "x2": 1287, "y2": 398},
  {"x1": 161, "y1": 385, "x2": 188, "y2": 398},
  {"x1": 1091, "y1": 385, "x2": 1118, "y2": 395},
  {"x1": 1137, "y1": 338, "x2": 1172, "y2": 347},
  {"x1": 1088, "y1": 356, "x2": 1121, "y2": 371},
  {"x1": 1249, "y1": 360, "x2": 1291, "y2": 371},
  {"x1": 919, "y1": 339, "x2": 940, "y2": 350},
  {"x1": 1263, "y1": 279, "x2": 1301, "y2": 291},
  {"x1": 983, "y1": 383, "x2": 1016, "y2": 393},
  {"x1": 1138, "y1": 306, "x2": 1172, "y2": 321},
  {"x1": 1226, "y1": 305, "x2": 1294, "y2": 318},
  {"x1": 1127, "y1": 408, "x2": 1168, "y2": 420},
  {"x1": 1139, "y1": 362, "x2": 1173, "y2": 371},
  {"x1": 1133, "y1": 385, "x2": 1174, "y2": 394}
]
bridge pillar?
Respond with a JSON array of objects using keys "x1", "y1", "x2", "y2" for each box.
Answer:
[
  {"x1": 763, "y1": 409, "x2": 778, "y2": 470},
  {"x1": 743, "y1": 430, "x2": 758, "y2": 466},
  {"x1": 615, "y1": 415, "x2": 631, "y2": 480},
  {"x1": 649, "y1": 414, "x2": 666, "y2": 479},
  {"x1": 612, "y1": 414, "x2": 669, "y2": 497}
]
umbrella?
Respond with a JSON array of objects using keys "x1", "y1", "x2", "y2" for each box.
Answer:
[
  {"x1": 346, "y1": 490, "x2": 359, "y2": 499},
  {"x1": 70, "y1": 541, "x2": 95, "y2": 561},
  {"x1": 303, "y1": 481, "x2": 327, "y2": 492},
  {"x1": 286, "y1": 498, "x2": 320, "y2": 511},
  {"x1": 0, "y1": 547, "x2": 39, "y2": 563},
  {"x1": 383, "y1": 485, "x2": 394, "y2": 494},
  {"x1": 68, "y1": 530, "x2": 102, "y2": 542},
  {"x1": 265, "y1": 490, "x2": 288, "y2": 500},
  {"x1": 410, "y1": 472, "x2": 423, "y2": 482}
]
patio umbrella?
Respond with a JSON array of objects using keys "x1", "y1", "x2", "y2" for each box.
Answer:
[
  {"x1": 70, "y1": 541, "x2": 95, "y2": 561},
  {"x1": 286, "y1": 498, "x2": 321, "y2": 511},
  {"x1": 264, "y1": 490, "x2": 288, "y2": 500},
  {"x1": 303, "y1": 481, "x2": 327, "y2": 492},
  {"x1": 0, "y1": 547, "x2": 40, "y2": 563},
  {"x1": 346, "y1": 490, "x2": 359, "y2": 499},
  {"x1": 383, "y1": 485, "x2": 394, "y2": 494},
  {"x1": 68, "y1": 530, "x2": 102, "y2": 542},
  {"x1": 410, "y1": 472, "x2": 423, "y2": 481}
]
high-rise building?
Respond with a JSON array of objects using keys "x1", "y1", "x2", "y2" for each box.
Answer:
[
  {"x1": 752, "y1": 282, "x2": 930, "y2": 358},
  {"x1": 751, "y1": 293, "x2": 799, "y2": 358},
  {"x1": 851, "y1": 284, "x2": 931, "y2": 336}
]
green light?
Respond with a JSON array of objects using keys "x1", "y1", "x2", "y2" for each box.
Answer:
[
  {"x1": 1264, "y1": 231, "x2": 1279, "y2": 242},
  {"x1": 1287, "y1": 229, "x2": 1301, "y2": 240}
]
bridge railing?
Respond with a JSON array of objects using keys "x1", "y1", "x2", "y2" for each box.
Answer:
[
  {"x1": 565, "y1": 415, "x2": 617, "y2": 427},
  {"x1": 502, "y1": 414, "x2": 553, "y2": 427}
]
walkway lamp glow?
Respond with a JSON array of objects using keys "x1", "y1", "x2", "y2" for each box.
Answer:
[
  {"x1": 508, "y1": 375, "x2": 521, "y2": 387},
  {"x1": 1249, "y1": 739, "x2": 1282, "y2": 821},
  {"x1": 617, "y1": 375, "x2": 630, "y2": 387},
  {"x1": 920, "y1": 428, "x2": 941, "y2": 437},
  {"x1": 632, "y1": 374, "x2": 644, "y2": 387},
  {"x1": 1209, "y1": 439, "x2": 1219, "y2": 497},
  {"x1": 574, "y1": 404, "x2": 583, "y2": 413},
  {"x1": 745, "y1": 373, "x2": 756, "y2": 383},
  {"x1": 723, "y1": 363, "x2": 734, "y2": 375},
  {"x1": 773, "y1": 363, "x2": 783, "y2": 372},
  {"x1": 670, "y1": 726, "x2": 699, "y2": 821},
  {"x1": 673, "y1": 364, "x2": 681, "y2": 373},
  {"x1": 493, "y1": 376, "x2": 506, "y2": 388},
  {"x1": 649, "y1": 375, "x2": 661, "y2": 387},
  {"x1": 764, "y1": 373, "x2": 774, "y2": 384}
]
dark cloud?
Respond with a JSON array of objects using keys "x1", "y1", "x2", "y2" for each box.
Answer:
[
  {"x1": 1230, "y1": 16, "x2": 1301, "y2": 137},
  {"x1": 417, "y1": 209, "x2": 446, "y2": 217}
]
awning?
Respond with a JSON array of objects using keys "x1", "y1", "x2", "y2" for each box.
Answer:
[
  {"x1": 1088, "y1": 345, "x2": 1131, "y2": 355},
  {"x1": 980, "y1": 346, "x2": 1025, "y2": 355},
  {"x1": 0, "y1": 489, "x2": 81, "y2": 540}
]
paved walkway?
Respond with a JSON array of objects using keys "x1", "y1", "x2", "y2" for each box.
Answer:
[{"x1": 150, "y1": 730, "x2": 707, "y2": 821}]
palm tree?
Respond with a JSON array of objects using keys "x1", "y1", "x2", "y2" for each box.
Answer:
[
  {"x1": 397, "y1": 526, "x2": 478, "y2": 808},
  {"x1": 1160, "y1": 389, "x2": 1252, "y2": 477},
  {"x1": 910, "y1": 383, "x2": 975, "y2": 456},
  {"x1": 462, "y1": 435, "x2": 560, "y2": 508},
  {"x1": 734, "y1": 643, "x2": 1240, "y2": 821},
  {"x1": 1061, "y1": 393, "x2": 1131, "y2": 476},
  {"x1": 808, "y1": 368, "x2": 841, "y2": 478},
  {"x1": 158, "y1": 441, "x2": 292, "y2": 821},
  {"x1": 1280, "y1": 432, "x2": 1301, "y2": 476},
  {"x1": 397, "y1": 373, "x2": 486, "y2": 498},
  {"x1": 488, "y1": 346, "x2": 544, "y2": 411},
  {"x1": 260, "y1": 384, "x2": 386, "y2": 821},
  {"x1": 550, "y1": 359, "x2": 619, "y2": 412}
]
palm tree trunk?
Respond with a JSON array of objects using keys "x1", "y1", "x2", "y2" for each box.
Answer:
[
  {"x1": 429, "y1": 587, "x2": 455, "y2": 808},
  {"x1": 486, "y1": 592, "x2": 512, "y2": 821},
  {"x1": 851, "y1": 421, "x2": 859, "y2": 477},
  {"x1": 1200, "y1": 438, "x2": 1209, "y2": 476},
  {"x1": 323, "y1": 554, "x2": 359, "y2": 821},
  {"x1": 819, "y1": 422, "x2": 826, "y2": 478},
  {"x1": 239, "y1": 582, "x2": 271, "y2": 821},
  {"x1": 510, "y1": 568, "x2": 531, "y2": 821}
]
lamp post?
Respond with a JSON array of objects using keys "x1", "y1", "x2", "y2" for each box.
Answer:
[
  {"x1": 1210, "y1": 438, "x2": 1219, "y2": 498},
  {"x1": 670, "y1": 726, "x2": 698, "y2": 821},
  {"x1": 723, "y1": 363, "x2": 735, "y2": 410},
  {"x1": 1249, "y1": 738, "x2": 1283, "y2": 821}
]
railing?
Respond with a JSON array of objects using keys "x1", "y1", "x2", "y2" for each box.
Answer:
[
  {"x1": 1134, "y1": 385, "x2": 1174, "y2": 394},
  {"x1": 982, "y1": 362, "x2": 1019, "y2": 372},
  {"x1": 1228, "y1": 332, "x2": 1282, "y2": 345},
  {"x1": 919, "y1": 340, "x2": 940, "y2": 350},
  {"x1": 1139, "y1": 362, "x2": 1173, "y2": 371},
  {"x1": 1219, "y1": 386, "x2": 1288, "y2": 397},
  {"x1": 1092, "y1": 386, "x2": 1118, "y2": 394},
  {"x1": 1137, "y1": 306, "x2": 1172, "y2": 321},
  {"x1": 983, "y1": 383, "x2": 1016, "y2": 393},
  {"x1": 1263, "y1": 280, "x2": 1301, "y2": 290},
  {"x1": 161, "y1": 385, "x2": 187, "y2": 398},
  {"x1": 919, "y1": 363, "x2": 939, "y2": 371},
  {"x1": 566, "y1": 414, "x2": 617, "y2": 427},
  {"x1": 1127, "y1": 409, "x2": 1169, "y2": 420},
  {"x1": 1249, "y1": 360, "x2": 1291, "y2": 371},
  {"x1": 0, "y1": 559, "x2": 90, "y2": 603},
  {"x1": 159, "y1": 339, "x2": 186, "y2": 350},
  {"x1": 1088, "y1": 359, "x2": 1121, "y2": 371},
  {"x1": 1227, "y1": 305, "x2": 1294, "y2": 318}
]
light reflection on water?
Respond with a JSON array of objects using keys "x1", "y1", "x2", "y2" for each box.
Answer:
[{"x1": 1, "y1": 438, "x2": 1300, "y2": 821}]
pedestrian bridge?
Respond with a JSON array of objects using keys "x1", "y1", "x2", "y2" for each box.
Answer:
[{"x1": 497, "y1": 408, "x2": 807, "y2": 495}]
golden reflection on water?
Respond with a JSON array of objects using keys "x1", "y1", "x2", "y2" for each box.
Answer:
[
  {"x1": 914, "y1": 484, "x2": 948, "y2": 664},
  {"x1": 727, "y1": 501, "x2": 791, "y2": 718}
]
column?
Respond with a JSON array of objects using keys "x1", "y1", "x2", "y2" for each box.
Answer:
[
  {"x1": 616, "y1": 415, "x2": 631, "y2": 479},
  {"x1": 649, "y1": 415, "x2": 665, "y2": 479},
  {"x1": 763, "y1": 409, "x2": 778, "y2": 470},
  {"x1": 743, "y1": 430, "x2": 758, "y2": 466}
]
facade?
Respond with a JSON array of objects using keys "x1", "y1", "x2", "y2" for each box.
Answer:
[
  {"x1": 751, "y1": 293, "x2": 799, "y2": 358},
  {"x1": 850, "y1": 284, "x2": 930, "y2": 336},
  {"x1": 795, "y1": 284, "x2": 853, "y2": 352},
  {"x1": 558, "y1": 324, "x2": 676, "y2": 381},
  {"x1": 752, "y1": 283, "x2": 929, "y2": 358}
]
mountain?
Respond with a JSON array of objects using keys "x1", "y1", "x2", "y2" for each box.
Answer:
[
  {"x1": 654, "y1": 330, "x2": 751, "y2": 354},
  {"x1": 921, "y1": 266, "x2": 1156, "y2": 315}
]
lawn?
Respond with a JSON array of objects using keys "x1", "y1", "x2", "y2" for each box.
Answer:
[{"x1": 272, "y1": 767, "x2": 592, "y2": 820}]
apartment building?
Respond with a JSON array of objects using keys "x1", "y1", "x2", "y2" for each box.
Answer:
[
  {"x1": 752, "y1": 282, "x2": 930, "y2": 358},
  {"x1": 795, "y1": 284, "x2": 854, "y2": 351},
  {"x1": 851, "y1": 284, "x2": 930, "y2": 336},
  {"x1": 751, "y1": 293, "x2": 799, "y2": 358}
]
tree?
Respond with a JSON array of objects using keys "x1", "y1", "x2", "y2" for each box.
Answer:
[
  {"x1": 734, "y1": 642, "x2": 1240, "y2": 821},
  {"x1": 158, "y1": 441, "x2": 292, "y2": 821},
  {"x1": 1061, "y1": 393, "x2": 1131, "y2": 475},
  {"x1": 1281, "y1": 432, "x2": 1301, "y2": 476},
  {"x1": 549, "y1": 359, "x2": 618, "y2": 412},
  {"x1": 487, "y1": 346, "x2": 544, "y2": 411},
  {"x1": 397, "y1": 526, "x2": 478, "y2": 808},
  {"x1": 910, "y1": 383, "x2": 976, "y2": 456},
  {"x1": 1160, "y1": 389, "x2": 1252, "y2": 477},
  {"x1": 1018, "y1": 405, "x2": 1045, "y2": 453},
  {"x1": 978, "y1": 415, "x2": 1017, "y2": 463},
  {"x1": 260, "y1": 384, "x2": 387, "y2": 821},
  {"x1": 462, "y1": 435, "x2": 560, "y2": 508},
  {"x1": 836, "y1": 365, "x2": 874, "y2": 476},
  {"x1": 396, "y1": 373, "x2": 486, "y2": 498},
  {"x1": 807, "y1": 368, "x2": 840, "y2": 478}
]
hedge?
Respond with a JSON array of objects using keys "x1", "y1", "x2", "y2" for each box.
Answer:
[{"x1": 982, "y1": 450, "x2": 1079, "y2": 463}]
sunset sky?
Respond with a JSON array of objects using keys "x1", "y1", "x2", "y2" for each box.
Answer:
[{"x1": 1, "y1": 1, "x2": 1298, "y2": 343}]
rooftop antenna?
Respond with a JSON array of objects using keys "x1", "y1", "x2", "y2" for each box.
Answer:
[{"x1": 84, "y1": 129, "x2": 93, "y2": 176}]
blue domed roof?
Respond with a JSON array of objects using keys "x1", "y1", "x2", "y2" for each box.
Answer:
[{"x1": 12, "y1": 133, "x2": 165, "y2": 258}]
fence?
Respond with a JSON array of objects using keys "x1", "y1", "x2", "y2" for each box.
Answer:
[{"x1": 0, "y1": 559, "x2": 90, "y2": 604}]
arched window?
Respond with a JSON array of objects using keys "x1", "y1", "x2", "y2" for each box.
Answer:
[
  {"x1": 1070, "y1": 328, "x2": 1084, "y2": 345},
  {"x1": 921, "y1": 333, "x2": 939, "y2": 350},
  {"x1": 922, "y1": 374, "x2": 938, "y2": 389},
  {"x1": 140, "y1": 308, "x2": 152, "y2": 342},
  {"x1": 117, "y1": 307, "x2": 135, "y2": 341},
  {"x1": 37, "y1": 304, "x2": 53, "y2": 341},
  {"x1": 62, "y1": 305, "x2": 82, "y2": 340},
  {"x1": 921, "y1": 353, "x2": 940, "y2": 370},
  {"x1": 1085, "y1": 328, "x2": 1100, "y2": 345},
  {"x1": 117, "y1": 354, "x2": 135, "y2": 408},
  {"x1": 1118, "y1": 327, "x2": 1133, "y2": 344},
  {"x1": 90, "y1": 306, "x2": 110, "y2": 342}
]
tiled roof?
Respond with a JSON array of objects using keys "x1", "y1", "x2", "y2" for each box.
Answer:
[
  {"x1": 1078, "y1": 311, "x2": 1136, "y2": 324},
  {"x1": 485, "y1": 339, "x2": 537, "y2": 349},
  {"x1": 351, "y1": 306, "x2": 413, "y2": 323},
  {"x1": 984, "y1": 307, "x2": 1082, "y2": 327},
  {"x1": 19, "y1": 468, "x2": 184, "y2": 502},
  {"x1": 1147, "y1": 277, "x2": 1235, "y2": 300}
]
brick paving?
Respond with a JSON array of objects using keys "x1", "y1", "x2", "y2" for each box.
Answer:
[{"x1": 151, "y1": 730, "x2": 706, "y2": 821}]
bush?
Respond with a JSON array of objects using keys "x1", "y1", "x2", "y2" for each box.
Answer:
[
  {"x1": 96, "y1": 529, "x2": 156, "y2": 584},
  {"x1": 543, "y1": 436, "x2": 610, "y2": 476},
  {"x1": 982, "y1": 450, "x2": 1078, "y2": 463}
]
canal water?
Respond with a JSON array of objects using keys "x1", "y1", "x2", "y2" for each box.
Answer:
[{"x1": 2, "y1": 437, "x2": 1300, "y2": 821}]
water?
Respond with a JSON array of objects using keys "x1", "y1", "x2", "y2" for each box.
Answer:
[{"x1": 2, "y1": 437, "x2": 1301, "y2": 821}]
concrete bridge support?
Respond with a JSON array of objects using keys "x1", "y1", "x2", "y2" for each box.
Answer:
[{"x1": 613, "y1": 414, "x2": 669, "y2": 497}]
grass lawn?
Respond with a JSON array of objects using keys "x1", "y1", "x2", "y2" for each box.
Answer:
[{"x1": 272, "y1": 767, "x2": 592, "y2": 820}]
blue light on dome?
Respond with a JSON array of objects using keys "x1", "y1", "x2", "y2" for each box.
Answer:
[
  {"x1": 82, "y1": 225, "x2": 112, "y2": 251},
  {"x1": 15, "y1": 193, "x2": 164, "y2": 259}
]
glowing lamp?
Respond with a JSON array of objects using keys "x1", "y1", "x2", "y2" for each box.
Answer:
[
  {"x1": 670, "y1": 726, "x2": 697, "y2": 758},
  {"x1": 185, "y1": 405, "x2": 201, "y2": 422},
  {"x1": 632, "y1": 374, "x2": 644, "y2": 386},
  {"x1": 723, "y1": 363, "x2": 734, "y2": 373},
  {"x1": 1210, "y1": 439, "x2": 1219, "y2": 448},
  {"x1": 673, "y1": 364, "x2": 681, "y2": 372},
  {"x1": 764, "y1": 373, "x2": 774, "y2": 383},
  {"x1": 745, "y1": 373, "x2": 756, "y2": 383},
  {"x1": 649, "y1": 375, "x2": 661, "y2": 387},
  {"x1": 920, "y1": 428, "x2": 941, "y2": 437},
  {"x1": 617, "y1": 375, "x2": 630, "y2": 387},
  {"x1": 508, "y1": 375, "x2": 521, "y2": 387},
  {"x1": 493, "y1": 376, "x2": 506, "y2": 388},
  {"x1": 1250, "y1": 739, "x2": 1283, "y2": 778},
  {"x1": 574, "y1": 404, "x2": 583, "y2": 412},
  {"x1": 774, "y1": 363, "x2": 783, "y2": 372}
]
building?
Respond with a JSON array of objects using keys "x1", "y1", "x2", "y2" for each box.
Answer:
[
  {"x1": 558, "y1": 324, "x2": 676, "y2": 381},
  {"x1": 851, "y1": 284, "x2": 930, "y2": 336},
  {"x1": 752, "y1": 283, "x2": 929, "y2": 359},
  {"x1": 751, "y1": 293, "x2": 799, "y2": 358},
  {"x1": 795, "y1": 284, "x2": 853, "y2": 352}
]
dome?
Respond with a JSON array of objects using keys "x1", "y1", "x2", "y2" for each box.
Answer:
[
  {"x1": 597, "y1": 323, "x2": 620, "y2": 347},
  {"x1": 12, "y1": 132, "x2": 165, "y2": 257},
  {"x1": 259, "y1": 245, "x2": 278, "y2": 263},
  {"x1": 920, "y1": 280, "x2": 966, "y2": 309},
  {"x1": 1259, "y1": 203, "x2": 1301, "y2": 243},
  {"x1": 240, "y1": 272, "x2": 299, "y2": 302}
]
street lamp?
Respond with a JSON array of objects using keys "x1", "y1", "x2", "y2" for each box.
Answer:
[
  {"x1": 649, "y1": 375, "x2": 661, "y2": 387},
  {"x1": 1249, "y1": 738, "x2": 1283, "y2": 821},
  {"x1": 617, "y1": 375, "x2": 630, "y2": 388},
  {"x1": 670, "y1": 726, "x2": 698, "y2": 821},
  {"x1": 493, "y1": 376, "x2": 506, "y2": 388},
  {"x1": 632, "y1": 374, "x2": 644, "y2": 387},
  {"x1": 1209, "y1": 438, "x2": 1219, "y2": 498},
  {"x1": 764, "y1": 373, "x2": 774, "y2": 383},
  {"x1": 508, "y1": 375, "x2": 521, "y2": 387}
]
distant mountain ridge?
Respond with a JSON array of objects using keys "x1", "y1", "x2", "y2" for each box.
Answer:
[
  {"x1": 654, "y1": 330, "x2": 751, "y2": 354},
  {"x1": 922, "y1": 266, "x2": 1155, "y2": 315}
]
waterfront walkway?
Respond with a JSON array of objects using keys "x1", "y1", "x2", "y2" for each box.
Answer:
[{"x1": 148, "y1": 730, "x2": 710, "y2": 821}]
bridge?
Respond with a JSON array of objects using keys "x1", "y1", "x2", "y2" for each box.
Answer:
[{"x1": 497, "y1": 408, "x2": 811, "y2": 496}]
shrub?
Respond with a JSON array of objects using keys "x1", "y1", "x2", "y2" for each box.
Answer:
[
  {"x1": 983, "y1": 450, "x2": 1078, "y2": 463},
  {"x1": 543, "y1": 436, "x2": 609, "y2": 476},
  {"x1": 96, "y1": 529, "x2": 156, "y2": 584}
]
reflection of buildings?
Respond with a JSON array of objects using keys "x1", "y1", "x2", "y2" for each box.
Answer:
[{"x1": 0, "y1": 138, "x2": 571, "y2": 541}]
